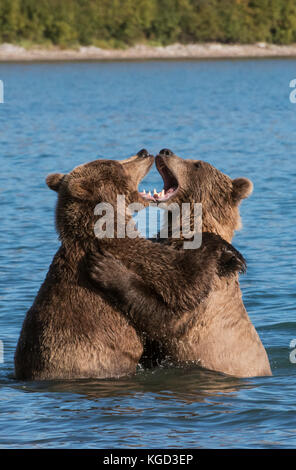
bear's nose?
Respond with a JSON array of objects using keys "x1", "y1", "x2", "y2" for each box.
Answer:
[
  {"x1": 137, "y1": 149, "x2": 151, "y2": 158},
  {"x1": 159, "y1": 148, "x2": 173, "y2": 156}
]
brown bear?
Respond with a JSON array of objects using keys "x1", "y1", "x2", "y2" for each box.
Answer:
[
  {"x1": 88, "y1": 150, "x2": 271, "y2": 378},
  {"x1": 14, "y1": 150, "x2": 242, "y2": 380}
]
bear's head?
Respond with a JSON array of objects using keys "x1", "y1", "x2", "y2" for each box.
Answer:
[
  {"x1": 46, "y1": 149, "x2": 154, "y2": 246},
  {"x1": 154, "y1": 149, "x2": 253, "y2": 242}
]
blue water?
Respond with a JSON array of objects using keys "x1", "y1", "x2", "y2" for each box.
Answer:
[{"x1": 1, "y1": 59, "x2": 296, "y2": 448}]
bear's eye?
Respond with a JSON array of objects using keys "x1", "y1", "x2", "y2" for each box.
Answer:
[{"x1": 194, "y1": 162, "x2": 201, "y2": 169}]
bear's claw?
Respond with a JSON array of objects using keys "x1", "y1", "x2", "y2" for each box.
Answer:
[{"x1": 218, "y1": 243, "x2": 247, "y2": 276}]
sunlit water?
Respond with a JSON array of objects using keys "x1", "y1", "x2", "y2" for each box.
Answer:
[{"x1": 0, "y1": 59, "x2": 296, "y2": 448}]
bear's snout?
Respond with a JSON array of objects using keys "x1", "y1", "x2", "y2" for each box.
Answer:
[
  {"x1": 137, "y1": 148, "x2": 152, "y2": 158},
  {"x1": 158, "y1": 148, "x2": 174, "y2": 157}
]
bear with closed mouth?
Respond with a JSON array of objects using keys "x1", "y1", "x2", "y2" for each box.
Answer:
[
  {"x1": 14, "y1": 150, "x2": 242, "y2": 380},
  {"x1": 89, "y1": 149, "x2": 271, "y2": 378}
]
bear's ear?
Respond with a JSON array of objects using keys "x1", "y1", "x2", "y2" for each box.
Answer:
[
  {"x1": 67, "y1": 177, "x2": 97, "y2": 200},
  {"x1": 232, "y1": 178, "x2": 253, "y2": 205},
  {"x1": 46, "y1": 173, "x2": 65, "y2": 192}
]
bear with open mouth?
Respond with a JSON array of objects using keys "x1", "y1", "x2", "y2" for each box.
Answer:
[
  {"x1": 14, "y1": 150, "x2": 242, "y2": 380},
  {"x1": 89, "y1": 149, "x2": 271, "y2": 378}
]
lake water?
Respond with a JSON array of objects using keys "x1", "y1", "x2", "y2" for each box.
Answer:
[{"x1": 1, "y1": 59, "x2": 296, "y2": 449}]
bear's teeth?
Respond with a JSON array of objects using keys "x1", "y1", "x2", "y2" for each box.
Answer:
[
  {"x1": 153, "y1": 189, "x2": 157, "y2": 195},
  {"x1": 161, "y1": 189, "x2": 165, "y2": 197},
  {"x1": 143, "y1": 189, "x2": 146, "y2": 194},
  {"x1": 148, "y1": 191, "x2": 151, "y2": 196}
]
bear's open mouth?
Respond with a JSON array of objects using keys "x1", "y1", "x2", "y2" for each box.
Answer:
[{"x1": 139, "y1": 157, "x2": 179, "y2": 202}]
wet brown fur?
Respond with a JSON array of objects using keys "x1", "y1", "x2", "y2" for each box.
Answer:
[
  {"x1": 14, "y1": 154, "x2": 243, "y2": 380},
  {"x1": 155, "y1": 153, "x2": 271, "y2": 377},
  {"x1": 89, "y1": 153, "x2": 271, "y2": 378}
]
